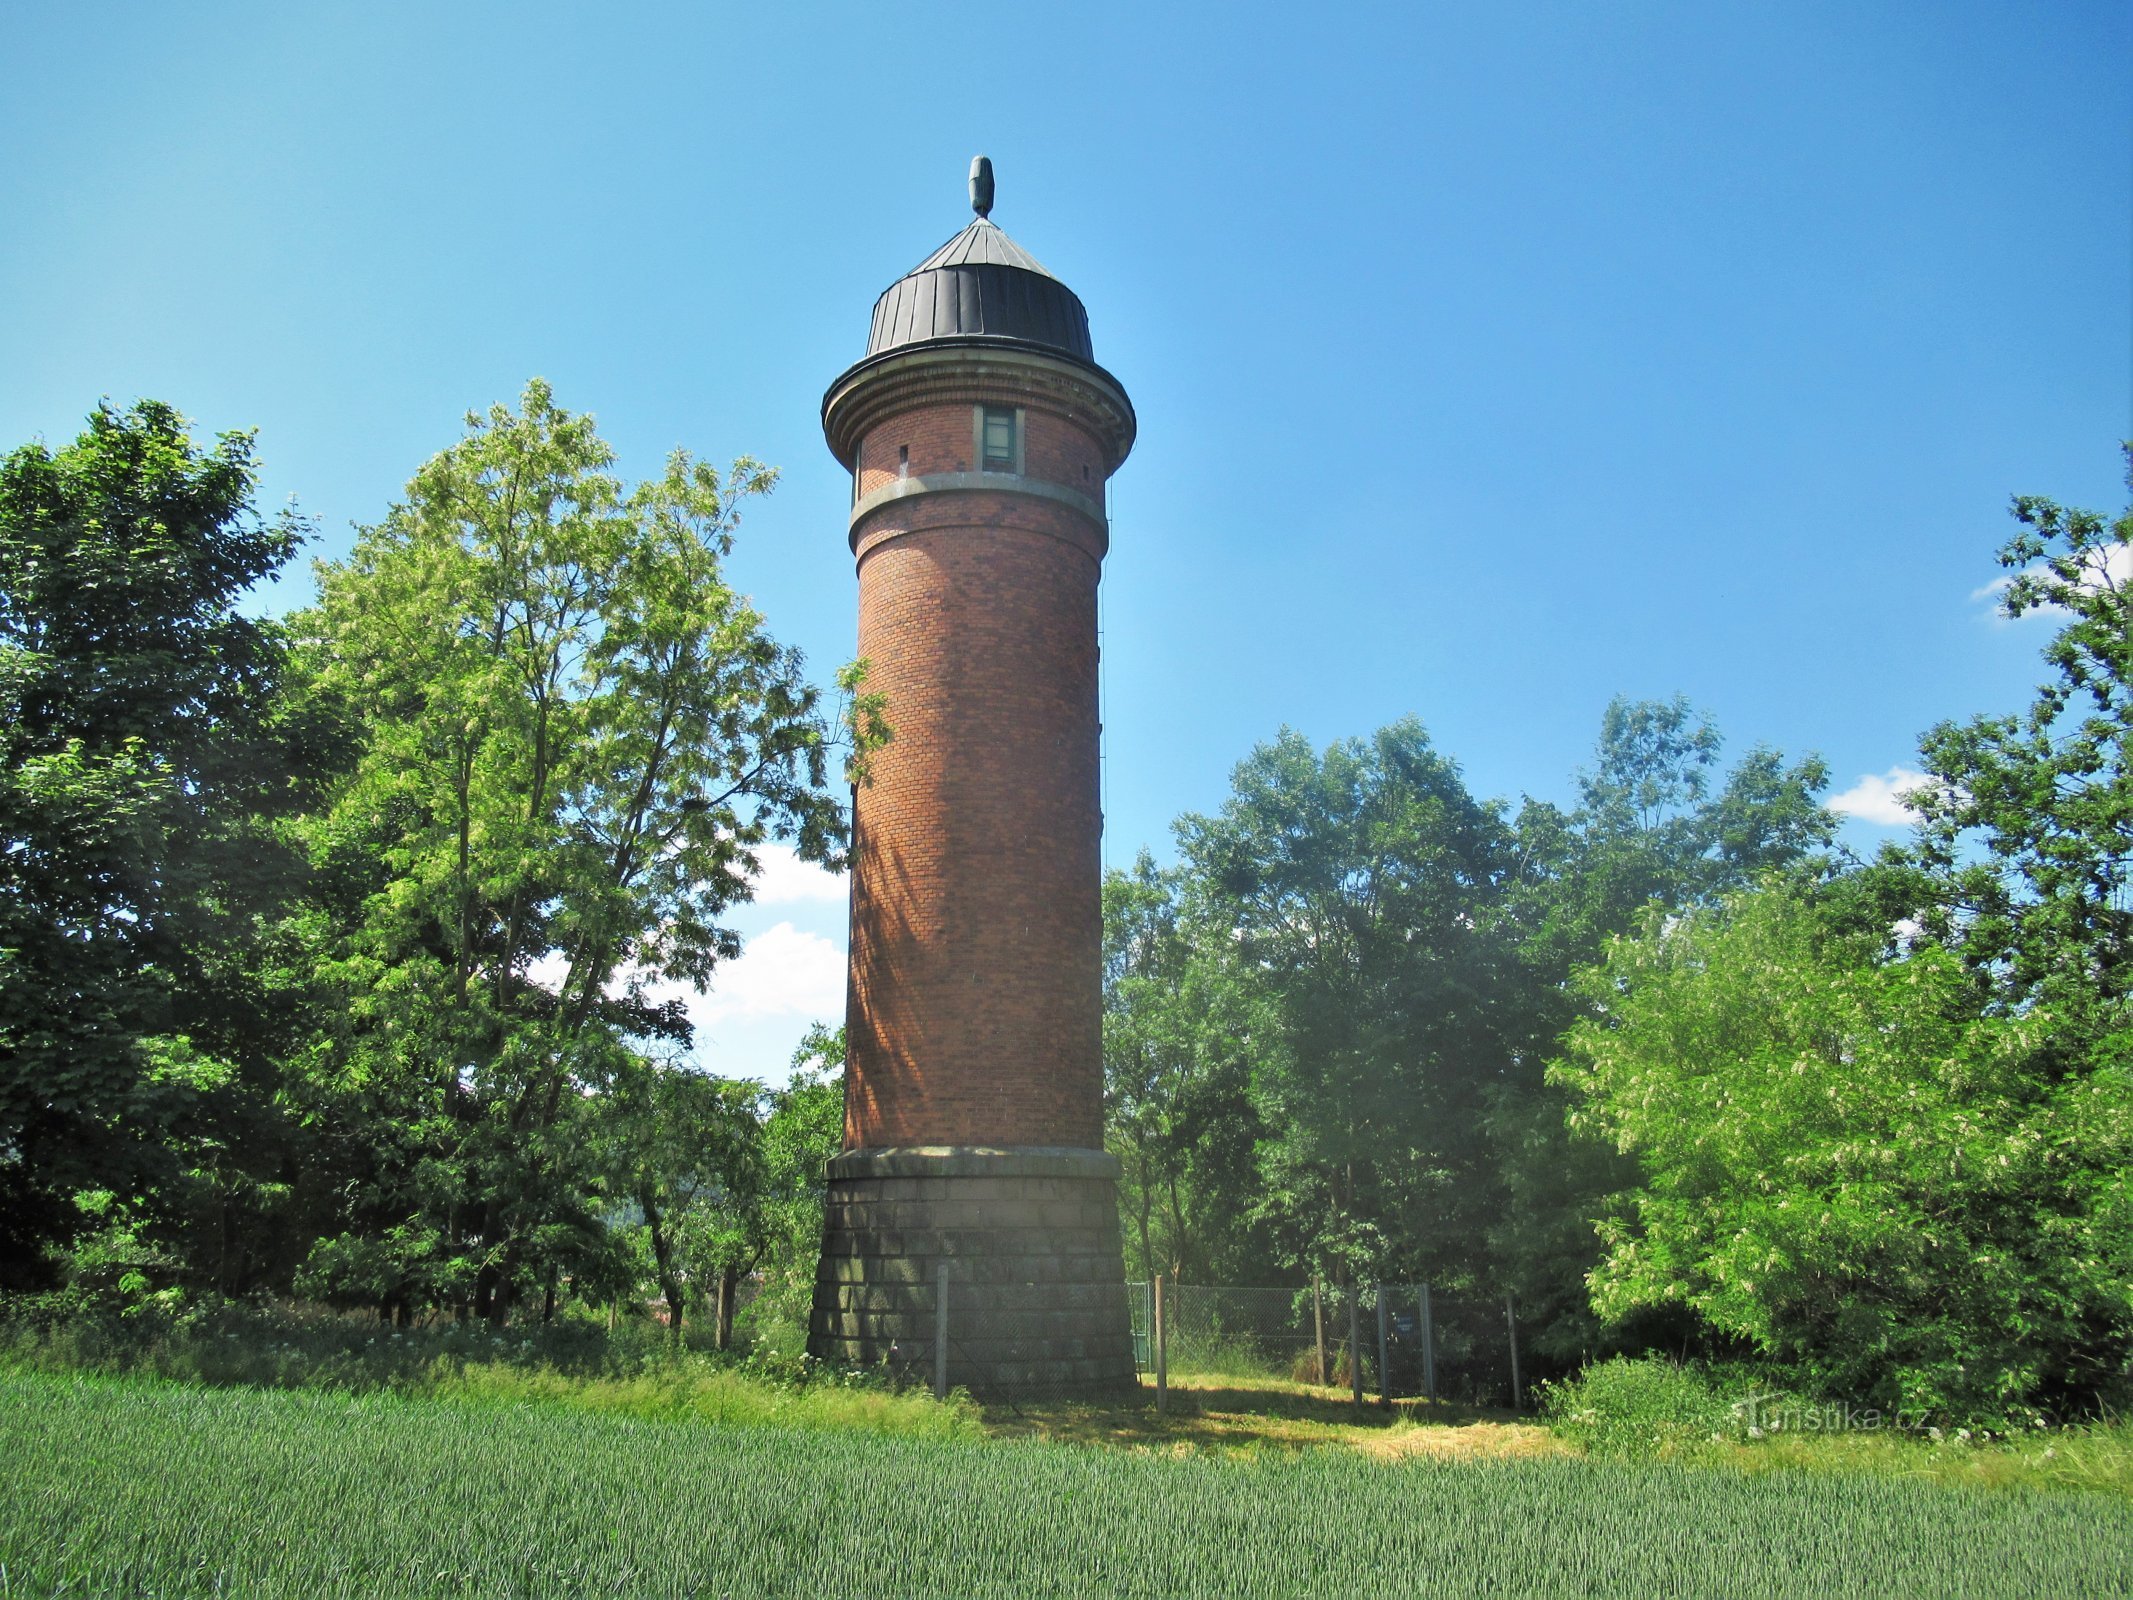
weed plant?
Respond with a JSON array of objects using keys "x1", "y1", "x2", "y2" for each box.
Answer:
[{"x1": 1160, "y1": 1328, "x2": 1293, "y2": 1384}]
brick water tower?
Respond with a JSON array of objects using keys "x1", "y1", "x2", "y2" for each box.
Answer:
[{"x1": 807, "y1": 158, "x2": 1137, "y2": 1395}]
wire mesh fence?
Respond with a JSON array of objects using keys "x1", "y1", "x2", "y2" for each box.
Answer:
[
  {"x1": 1129, "y1": 1280, "x2": 1528, "y2": 1410},
  {"x1": 1126, "y1": 1282, "x2": 1343, "y2": 1384}
]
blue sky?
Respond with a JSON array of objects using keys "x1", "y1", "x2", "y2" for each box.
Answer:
[{"x1": 5, "y1": 1, "x2": 2128, "y2": 1081}]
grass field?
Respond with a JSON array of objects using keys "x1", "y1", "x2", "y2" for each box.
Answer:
[{"x1": 6, "y1": 1372, "x2": 2131, "y2": 1598}]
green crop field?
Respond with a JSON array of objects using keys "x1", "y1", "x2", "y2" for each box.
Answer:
[{"x1": 3, "y1": 1373, "x2": 2129, "y2": 1599}]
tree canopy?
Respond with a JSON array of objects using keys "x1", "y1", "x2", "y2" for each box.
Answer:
[
  {"x1": 1900, "y1": 446, "x2": 2133, "y2": 1018},
  {"x1": 292, "y1": 379, "x2": 875, "y2": 1322},
  {"x1": 0, "y1": 389, "x2": 870, "y2": 1341},
  {"x1": 8, "y1": 390, "x2": 2128, "y2": 1424},
  {"x1": 0, "y1": 401, "x2": 326, "y2": 1287}
]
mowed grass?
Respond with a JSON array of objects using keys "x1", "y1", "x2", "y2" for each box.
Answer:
[{"x1": 7, "y1": 1373, "x2": 2132, "y2": 1598}]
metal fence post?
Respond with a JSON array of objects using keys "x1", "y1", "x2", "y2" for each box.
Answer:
[
  {"x1": 1504, "y1": 1294, "x2": 1522, "y2": 1411},
  {"x1": 1419, "y1": 1283, "x2": 1436, "y2": 1405},
  {"x1": 1154, "y1": 1274, "x2": 1168, "y2": 1414},
  {"x1": 934, "y1": 1263, "x2": 949, "y2": 1400},
  {"x1": 1375, "y1": 1286, "x2": 1390, "y2": 1409},
  {"x1": 1146, "y1": 1279, "x2": 1158, "y2": 1375},
  {"x1": 1348, "y1": 1287, "x2": 1362, "y2": 1407},
  {"x1": 1312, "y1": 1277, "x2": 1327, "y2": 1387}
]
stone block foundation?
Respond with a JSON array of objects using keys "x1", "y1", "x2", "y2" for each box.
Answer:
[{"x1": 807, "y1": 1146, "x2": 1137, "y2": 1398}]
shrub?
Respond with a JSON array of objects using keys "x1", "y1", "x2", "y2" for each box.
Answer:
[
  {"x1": 1554, "y1": 887, "x2": 2133, "y2": 1423},
  {"x1": 1541, "y1": 1357, "x2": 1745, "y2": 1459}
]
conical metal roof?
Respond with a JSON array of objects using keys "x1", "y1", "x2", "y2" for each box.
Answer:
[
  {"x1": 864, "y1": 216, "x2": 1095, "y2": 365},
  {"x1": 911, "y1": 218, "x2": 1055, "y2": 275}
]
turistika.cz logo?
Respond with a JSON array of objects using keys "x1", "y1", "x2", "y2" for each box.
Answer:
[{"x1": 1731, "y1": 1391, "x2": 1931, "y2": 1437}]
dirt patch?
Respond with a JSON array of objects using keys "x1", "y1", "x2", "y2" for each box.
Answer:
[{"x1": 1354, "y1": 1420, "x2": 1568, "y2": 1462}]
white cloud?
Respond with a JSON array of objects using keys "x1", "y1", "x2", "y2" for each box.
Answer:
[
  {"x1": 746, "y1": 843, "x2": 847, "y2": 906},
  {"x1": 1827, "y1": 767, "x2": 1931, "y2": 827},
  {"x1": 692, "y1": 921, "x2": 845, "y2": 1026},
  {"x1": 525, "y1": 951, "x2": 564, "y2": 987},
  {"x1": 520, "y1": 923, "x2": 846, "y2": 1075}
]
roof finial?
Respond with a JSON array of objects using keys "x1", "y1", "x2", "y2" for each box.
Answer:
[{"x1": 969, "y1": 154, "x2": 995, "y2": 220}]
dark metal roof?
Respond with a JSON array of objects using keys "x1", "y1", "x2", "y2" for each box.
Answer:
[
  {"x1": 864, "y1": 218, "x2": 1095, "y2": 366},
  {"x1": 912, "y1": 219, "x2": 1053, "y2": 274}
]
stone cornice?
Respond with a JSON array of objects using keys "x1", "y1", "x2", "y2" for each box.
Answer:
[
  {"x1": 826, "y1": 1146, "x2": 1123, "y2": 1180},
  {"x1": 822, "y1": 340, "x2": 1136, "y2": 473},
  {"x1": 848, "y1": 471, "x2": 1108, "y2": 546}
]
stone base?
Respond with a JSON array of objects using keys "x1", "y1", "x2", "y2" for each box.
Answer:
[{"x1": 806, "y1": 1147, "x2": 1137, "y2": 1399}]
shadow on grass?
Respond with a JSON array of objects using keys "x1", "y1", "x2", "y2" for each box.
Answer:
[{"x1": 982, "y1": 1371, "x2": 1566, "y2": 1459}]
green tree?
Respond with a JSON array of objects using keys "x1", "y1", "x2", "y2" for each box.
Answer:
[
  {"x1": 1507, "y1": 694, "x2": 1834, "y2": 992},
  {"x1": 1101, "y1": 853, "x2": 1267, "y2": 1281},
  {"x1": 1102, "y1": 854, "x2": 1195, "y2": 1278},
  {"x1": 1490, "y1": 696, "x2": 1834, "y2": 1364},
  {"x1": 0, "y1": 401, "x2": 325, "y2": 1289},
  {"x1": 1555, "y1": 884, "x2": 2133, "y2": 1419},
  {"x1": 1900, "y1": 447, "x2": 2133, "y2": 1016},
  {"x1": 606, "y1": 1024, "x2": 847, "y2": 1349},
  {"x1": 1099, "y1": 700, "x2": 1833, "y2": 1345},
  {"x1": 1175, "y1": 719, "x2": 1513, "y2": 1288},
  {"x1": 598, "y1": 1056, "x2": 764, "y2": 1342},
  {"x1": 745, "y1": 1023, "x2": 847, "y2": 1341},
  {"x1": 293, "y1": 379, "x2": 878, "y2": 1321}
]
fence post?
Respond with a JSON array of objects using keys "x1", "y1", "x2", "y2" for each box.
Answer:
[
  {"x1": 1147, "y1": 1279, "x2": 1158, "y2": 1376},
  {"x1": 1348, "y1": 1287, "x2": 1363, "y2": 1408},
  {"x1": 1312, "y1": 1277, "x2": 1327, "y2": 1387},
  {"x1": 1504, "y1": 1294, "x2": 1521, "y2": 1411},
  {"x1": 934, "y1": 1263, "x2": 949, "y2": 1400},
  {"x1": 1419, "y1": 1283, "x2": 1436, "y2": 1405},
  {"x1": 1375, "y1": 1286, "x2": 1390, "y2": 1409},
  {"x1": 1153, "y1": 1274, "x2": 1168, "y2": 1414}
]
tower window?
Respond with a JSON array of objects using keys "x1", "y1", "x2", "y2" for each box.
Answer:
[
  {"x1": 898, "y1": 444, "x2": 909, "y2": 479},
  {"x1": 980, "y1": 406, "x2": 1017, "y2": 472}
]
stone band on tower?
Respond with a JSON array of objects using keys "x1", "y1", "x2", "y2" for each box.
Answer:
[{"x1": 807, "y1": 158, "x2": 1137, "y2": 1396}]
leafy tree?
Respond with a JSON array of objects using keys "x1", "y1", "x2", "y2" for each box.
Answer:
[
  {"x1": 1101, "y1": 853, "x2": 1267, "y2": 1280},
  {"x1": 0, "y1": 401, "x2": 326, "y2": 1289},
  {"x1": 603, "y1": 1025, "x2": 846, "y2": 1347},
  {"x1": 745, "y1": 1023, "x2": 847, "y2": 1340},
  {"x1": 1900, "y1": 447, "x2": 2133, "y2": 1016},
  {"x1": 1175, "y1": 719, "x2": 1513, "y2": 1287},
  {"x1": 1489, "y1": 697, "x2": 1834, "y2": 1363},
  {"x1": 1508, "y1": 695, "x2": 1833, "y2": 993},
  {"x1": 1102, "y1": 853, "x2": 1182, "y2": 1276},
  {"x1": 292, "y1": 380, "x2": 879, "y2": 1321},
  {"x1": 1555, "y1": 884, "x2": 2133, "y2": 1420},
  {"x1": 1098, "y1": 701, "x2": 1832, "y2": 1347},
  {"x1": 598, "y1": 1056, "x2": 764, "y2": 1342}
]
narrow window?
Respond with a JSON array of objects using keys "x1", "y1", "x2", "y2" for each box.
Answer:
[
  {"x1": 898, "y1": 444, "x2": 909, "y2": 480},
  {"x1": 981, "y1": 406, "x2": 1016, "y2": 472}
]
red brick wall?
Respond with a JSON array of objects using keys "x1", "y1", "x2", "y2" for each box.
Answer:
[
  {"x1": 843, "y1": 410, "x2": 1109, "y2": 1150},
  {"x1": 856, "y1": 403, "x2": 1106, "y2": 502}
]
